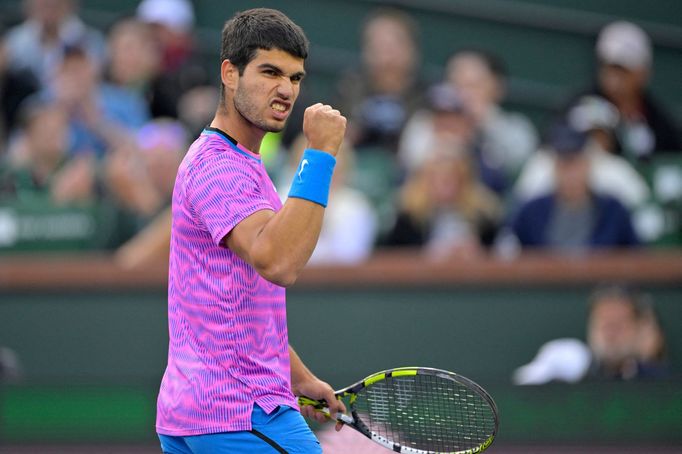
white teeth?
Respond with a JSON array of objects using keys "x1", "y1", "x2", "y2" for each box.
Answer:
[{"x1": 272, "y1": 103, "x2": 286, "y2": 112}]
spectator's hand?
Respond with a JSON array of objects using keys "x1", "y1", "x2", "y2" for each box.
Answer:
[
  {"x1": 295, "y1": 377, "x2": 347, "y2": 431},
  {"x1": 303, "y1": 103, "x2": 346, "y2": 156},
  {"x1": 104, "y1": 145, "x2": 136, "y2": 195},
  {"x1": 51, "y1": 154, "x2": 95, "y2": 204},
  {"x1": 104, "y1": 145, "x2": 162, "y2": 215}
]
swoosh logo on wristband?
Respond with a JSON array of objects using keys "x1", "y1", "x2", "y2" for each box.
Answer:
[{"x1": 298, "y1": 159, "x2": 309, "y2": 181}]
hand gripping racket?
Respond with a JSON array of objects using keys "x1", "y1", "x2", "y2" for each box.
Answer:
[{"x1": 298, "y1": 367, "x2": 498, "y2": 454}]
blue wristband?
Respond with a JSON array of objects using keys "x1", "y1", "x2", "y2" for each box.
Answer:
[{"x1": 288, "y1": 149, "x2": 336, "y2": 207}]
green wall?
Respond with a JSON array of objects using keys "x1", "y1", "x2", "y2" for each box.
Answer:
[
  {"x1": 2, "y1": 285, "x2": 681, "y2": 385},
  {"x1": 1, "y1": 284, "x2": 681, "y2": 444}
]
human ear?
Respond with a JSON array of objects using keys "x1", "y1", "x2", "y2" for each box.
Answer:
[{"x1": 221, "y1": 60, "x2": 238, "y2": 92}]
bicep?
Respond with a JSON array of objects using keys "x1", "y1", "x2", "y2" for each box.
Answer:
[{"x1": 223, "y1": 208, "x2": 276, "y2": 265}]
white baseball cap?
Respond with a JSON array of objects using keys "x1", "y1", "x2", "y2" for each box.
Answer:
[
  {"x1": 596, "y1": 21, "x2": 652, "y2": 70},
  {"x1": 512, "y1": 338, "x2": 592, "y2": 385},
  {"x1": 137, "y1": 0, "x2": 195, "y2": 33}
]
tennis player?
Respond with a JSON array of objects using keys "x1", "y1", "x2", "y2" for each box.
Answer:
[{"x1": 156, "y1": 8, "x2": 347, "y2": 453}]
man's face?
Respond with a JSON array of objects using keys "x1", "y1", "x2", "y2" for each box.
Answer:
[
  {"x1": 448, "y1": 55, "x2": 502, "y2": 116},
  {"x1": 555, "y1": 153, "x2": 590, "y2": 205},
  {"x1": 231, "y1": 48, "x2": 305, "y2": 133},
  {"x1": 55, "y1": 53, "x2": 98, "y2": 104},
  {"x1": 27, "y1": 0, "x2": 72, "y2": 29},
  {"x1": 363, "y1": 17, "x2": 416, "y2": 76},
  {"x1": 588, "y1": 298, "x2": 640, "y2": 366},
  {"x1": 598, "y1": 63, "x2": 647, "y2": 102}
]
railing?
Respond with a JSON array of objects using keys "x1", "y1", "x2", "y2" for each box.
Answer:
[{"x1": 2, "y1": 249, "x2": 681, "y2": 290}]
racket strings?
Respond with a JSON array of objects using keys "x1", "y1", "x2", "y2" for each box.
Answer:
[{"x1": 354, "y1": 373, "x2": 496, "y2": 452}]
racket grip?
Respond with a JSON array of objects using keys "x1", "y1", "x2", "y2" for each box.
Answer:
[{"x1": 298, "y1": 396, "x2": 354, "y2": 424}]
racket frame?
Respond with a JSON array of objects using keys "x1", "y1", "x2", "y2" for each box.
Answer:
[{"x1": 299, "y1": 366, "x2": 499, "y2": 454}]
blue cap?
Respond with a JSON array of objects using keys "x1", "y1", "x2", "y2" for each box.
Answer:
[
  {"x1": 427, "y1": 83, "x2": 467, "y2": 114},
  {"x1": 548, "y1": 121, "x2": 588, "y2": 157}
]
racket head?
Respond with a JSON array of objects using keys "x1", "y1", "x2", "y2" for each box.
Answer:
[{"x1": 340, "y1": 367, "x2": 499, "y2": 454}]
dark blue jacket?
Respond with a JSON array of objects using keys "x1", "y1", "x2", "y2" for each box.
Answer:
[{"x1": 511, "y1": 193, "x2": 640, "y2": 248}]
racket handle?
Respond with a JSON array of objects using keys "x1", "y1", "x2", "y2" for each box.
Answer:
[
  {"x1": 336, "y1": 412, "x2": 354, "y2": 425},
  {"x1": 297, "y1": 396, "x2": 354, "y2": 425}
]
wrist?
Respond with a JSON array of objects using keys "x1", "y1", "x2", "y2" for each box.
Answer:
[
  {"x1": 287, "y1": 149, "x2": 336, "y2": 207},
  {"x1": 306, "y1": 143, "x2": 337, "y2": 156}
]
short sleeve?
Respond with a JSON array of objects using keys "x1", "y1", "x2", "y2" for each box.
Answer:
[{"x1": 187, "y1": 154, "x2": 275, "y2": 246}]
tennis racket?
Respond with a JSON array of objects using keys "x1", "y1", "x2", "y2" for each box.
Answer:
[{"x1": 299, "y1": 367, "x2": 498, "y2": 454}]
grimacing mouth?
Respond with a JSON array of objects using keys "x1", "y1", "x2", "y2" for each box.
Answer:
[{"x1": 271, "y1": 100, "x2": 290, "y2": 113}]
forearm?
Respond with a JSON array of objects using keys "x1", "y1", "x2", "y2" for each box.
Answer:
[
  {"x1": 226, "y1": 103, "x2": 345, "y2": 286},
  {"x1": 227, "y1": 191, "x2": 327, "y2": 287}
]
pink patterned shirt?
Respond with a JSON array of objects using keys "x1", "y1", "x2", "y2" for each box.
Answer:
[{"x1": 156, "y1": 128, "x2": 297, "y2": 435}]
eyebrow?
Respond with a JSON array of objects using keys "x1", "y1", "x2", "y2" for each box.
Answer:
[{"x1": 257, "y1": 63, "x2": 306, "y2": 79}]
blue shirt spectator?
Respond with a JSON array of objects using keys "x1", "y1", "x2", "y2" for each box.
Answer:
[{"x1": 44, "y1": 45, "x2": 149, "y2": 158}]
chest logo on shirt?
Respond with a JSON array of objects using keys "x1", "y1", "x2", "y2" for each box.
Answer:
[{"x1": 298, "y1": 159, "x2": 309, "y2": 181}]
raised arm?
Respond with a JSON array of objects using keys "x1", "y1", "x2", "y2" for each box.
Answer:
[{"x1": 225, "y1": 103, "x2": 346, "y2": 286}]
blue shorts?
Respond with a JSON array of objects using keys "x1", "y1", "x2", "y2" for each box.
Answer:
[{"x1": 158, "y1": 404, "x2": 322, "y2": 454}]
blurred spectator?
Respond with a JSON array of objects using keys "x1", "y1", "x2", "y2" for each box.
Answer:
[
  {"x1": 47, "y1": 44, "x2": 149, "y2": 158},
  {"x1": 105, "y1": 18, "x2": 162, "y2": 106},
  {"x1": 401, "y1": 82, "x2": 509, "y2": 196},
  {"x1": 177, "y1": 85, "x2": 219, "y2": 139},
  {"x1": 446, "y1": 49, "x2": 538, "y2": 182},
  {"x1": 0, "y1": 98, "x2": 95, "y2": 205},
  {"x1": 136, "y1": 0, "x2": 208, "y2": 118},
  {"x1": 106, "y1": 119, "x2": 186, "y2": 266},
  {"x1": 278, "y1": 135, "x2": 377, "y2": 265},
  {"x1": 4, "y1": 0, "x2": 105, "y2": 86},
  {"x1": 508, "y1": 122, "x2": 640, "y2": 252},
  {"x1": 566, "y1": 21, "x2": 681, "y2": 160},
  {"x1": 105, "y1": 118, "x2": 185, "y2": 225},
  {"x1": 137, "y1": 0, "x2": 194, "y2": 73},
  {"x1": 0, "y1": 28, "x2": 40, "y2": 144},
  {"x1": 588, "y1": 285, "x2": 668, "y2": 380},
  {"x1": 335, "y1": 8, "x2": 425, "y2": 153},
  {"x1": 513, "y1": 285, "x2": 668, "y2": 384},
  {"x1": 515, "y1": 96, "x2": 651, "y2": 212},
  {"x1": 385, "y1": 142, "x2": 502, "y2": 260},
  {"x1": 399, "y1": 83, "x2": 476, "y2": 174}
]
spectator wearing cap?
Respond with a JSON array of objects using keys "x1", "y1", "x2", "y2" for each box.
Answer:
[
  {"x1": 136, "y1": 0, "x2": 208, "y2": 119},
  {"x1": 514, "y1": 96, "x2": 651, "y2": 216},
  {"x1": 508, "y1": 121, "x2": 640, "y2": 252},
  {"x1": 399, "y1": 83, "x2": 474, "y2": 172},
  {"x1": 4, "y1": 0, "x2": 105, "y2": 87},
  {"x1": 566, "y1": 21, "x2": 681, "y2": 160},
  {"x1": 137, "y1": 0, "x2": 195, "y2": 73}
]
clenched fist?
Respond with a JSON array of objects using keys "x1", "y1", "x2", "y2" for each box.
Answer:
[{"x1": 303, "y1": 103, "x2": 346, "y2": 156}]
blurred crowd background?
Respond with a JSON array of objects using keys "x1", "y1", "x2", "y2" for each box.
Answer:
[
  {"x1": 0, "y1": 0, "x2": 680, "y2": 262},
  {"x1": 0, "y1": 0, "x2": 680, "y2": 452}
]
